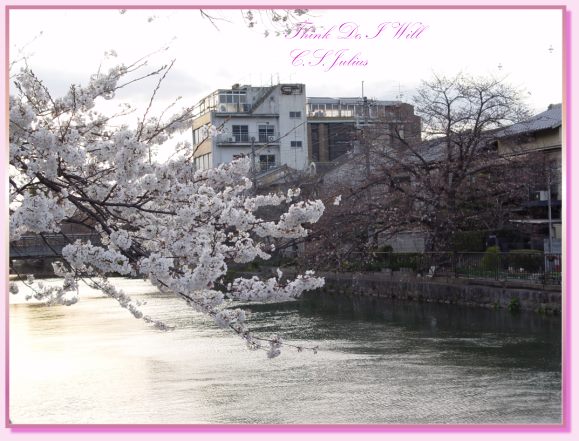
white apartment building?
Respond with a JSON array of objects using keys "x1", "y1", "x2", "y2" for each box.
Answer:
[{"x1": 192, "y1": 83, "x2": 309, "y2": 172}]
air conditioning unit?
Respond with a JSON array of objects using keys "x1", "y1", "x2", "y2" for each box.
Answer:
[
  {"x1": 219, "y1": 105, "x2": 227, "y2": 112},
  {"x1": 228, "y1": 136, "x2": 235, "y2": 142},
  {"x1": 268, "y1": 136, "x2": 276, "y2": 142}
]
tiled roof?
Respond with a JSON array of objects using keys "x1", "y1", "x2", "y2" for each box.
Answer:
[{"x1": 497, "y1": 104, "x2": 562, "y2": 137}]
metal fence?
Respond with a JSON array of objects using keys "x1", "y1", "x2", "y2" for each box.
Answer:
[{"x1": 359, "y1": 252, "x2": 562, "y2": 286}]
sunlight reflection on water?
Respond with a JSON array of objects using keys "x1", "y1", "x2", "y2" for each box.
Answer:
[{"x1": 9, "y1": 278, "x2": 562, "y2": 425}]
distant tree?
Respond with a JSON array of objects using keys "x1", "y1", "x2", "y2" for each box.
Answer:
[
  {"x1": 303, "y1": 74, "x2": 538, "y2": 265},
  {"x1": 383, "y1": 74, "x2": 534, "y2": 250}
]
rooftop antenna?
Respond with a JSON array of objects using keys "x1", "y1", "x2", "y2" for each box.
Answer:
[
  {"x1": 361, "y1": 80, "x2": 364, "y2": 99},
  {"x1": 396, "y1": 82, "x2": 404, "y2": 101},
  {"x1": 277, "y1": 73, "x2": 280, "y2": 84}
]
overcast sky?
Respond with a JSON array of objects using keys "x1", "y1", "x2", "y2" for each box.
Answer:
[{"x1": 9, "y1": 7, "x2": 563, "y2": 157}]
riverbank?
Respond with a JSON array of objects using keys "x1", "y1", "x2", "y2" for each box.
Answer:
[
  {"x1": 9, "y1": 261, "x2": 562, "y2": 315},
  {"x1": 308, "y1": 271, "x2": 561, "y2": 315}
]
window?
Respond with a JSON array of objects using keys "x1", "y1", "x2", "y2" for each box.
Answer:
[
  {"x1": 341, "y1": 105, "x2": 354, "y2": 117},
  {"x1": 258, "y1": 125, "x2": 275, "y2": 142},
  {"x1": 232, "y1": 125, "x2": 249, "y2": 142},
  {"x1": 397, "y1": 125, "x2": 405, "y2": 139},
  {"x1": 219, "y1": 91, "x2": 246, "y2": 104},
  {"x1": 326, "y1": 104, "x2": 339, "y2": 117},
  {"x1": 259, "y1": 154, "x2": 276, "y2": 171},
  {"x1": 194, "y1": 153, "x2": 212, "y2": 170},
  {"x1": 218, "y1": 90, "x2": 247, "y2": 112},
  {"x1": 309, "y1": 104, "x2": 325, "y2": 117},
  {"x1": 193, "y1": 124, "x2": 210, "y2": 145},
  {"x1": 290, "y1": 141, "x2": 303, "y2": 148},
  {"x1": 289, "y1": 111, "x2": 302, "y2": 118}
]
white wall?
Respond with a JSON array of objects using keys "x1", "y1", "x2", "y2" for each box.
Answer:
[
  {"x1": 208, "y1": 84, "x2": 308, "y2": 171},
  {"x1": 277, "y1": 87, "x2": 308, "y2": 171}
]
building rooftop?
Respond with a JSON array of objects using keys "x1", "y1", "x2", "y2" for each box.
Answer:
[
  {"x1": 307, "y1": 97, "x2": 402, "y2": 106},
  {"x1": 193, "y1": 83, "x2": 305, "y2": 118},
  {"x1": 497, "y1": 103, "x2": 562, "y2": 138}
]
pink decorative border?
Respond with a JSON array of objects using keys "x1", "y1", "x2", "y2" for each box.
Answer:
[{"x1": 0, "y1": 1, "x2": 574, "y2": 439}]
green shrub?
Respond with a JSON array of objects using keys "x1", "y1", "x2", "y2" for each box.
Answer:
[
  {"x1": 363, "y1": 260, "x2": 384, "y2": 272},
  {"x1": 372, "y1": 246, "x2": 393, "y2": 263},
  {"x1": 481, "y1": 246, "x2": 500, "y2": 271},
  {"x1": 341, "y1": 260, "x2": 364, "y2": 272},
  {"x1": 383, "y1": 253, "x2": 420, "y2": 271},
  {"x1": 346, "y1": 249, "x2": 427, "y2": 273},
  {"x1": 508, "y1": 297, "x2": 521, "y2": 314},
  {"x1": 451, "y1": 230, "x2": 487, "y2": 252},
  {"x1": 507, "y1": 249, "x2": 543, "y2": 273}
]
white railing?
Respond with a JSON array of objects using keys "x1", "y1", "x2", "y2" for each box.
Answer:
[{"x1": 216, "y1": 132, "x2": 279, "y2": 144}]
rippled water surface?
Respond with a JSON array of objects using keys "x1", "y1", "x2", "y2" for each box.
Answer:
[{"x1": 9, "y1": 278, "x2": 561, "y2": 424}]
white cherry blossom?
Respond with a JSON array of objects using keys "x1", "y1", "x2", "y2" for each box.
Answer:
[{"x1": 9, "y1": 63, "x2": 325, "y2": 357}]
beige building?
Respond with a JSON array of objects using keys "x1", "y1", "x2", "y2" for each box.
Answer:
[
  {"x1": 495, "y1": 103, "x2": 563, "y2": 252},
  {"x1": 496, "y1": 103, "x2": 562, "y2": 171}
]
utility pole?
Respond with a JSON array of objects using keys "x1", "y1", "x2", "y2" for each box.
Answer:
[
  {"x1": 363, "y1": 93, "x2": 370, "y2": 177},
  {"x1": 547, "y1": 170, "x2": 553, "y2": 253},
  {"x1": 360, "y1": 81, "x2": 373, "y2": 248},
  {"x1": 251, "y1": 137, "x2": 257, "y2": 191}
]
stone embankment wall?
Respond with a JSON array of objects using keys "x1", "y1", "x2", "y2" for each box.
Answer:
[{"x1": 311, "y1": 272, "x2": 561, "y2": 314}]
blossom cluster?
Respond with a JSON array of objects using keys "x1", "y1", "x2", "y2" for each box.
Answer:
[{"x1": 9, "y1": 63, "x2": 326, "y2": 356}]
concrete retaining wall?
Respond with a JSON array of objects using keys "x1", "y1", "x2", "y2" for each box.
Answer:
[{"x1": 311, "y1": 272, "x2": 561, "y2": 314}]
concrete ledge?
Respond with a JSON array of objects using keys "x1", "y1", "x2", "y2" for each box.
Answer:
[{"x1": 312, "y1": 272, "x2": 562, "y2": 315}]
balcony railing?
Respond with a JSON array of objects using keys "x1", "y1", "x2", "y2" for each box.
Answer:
[
  {"x1": 215, "y1": 103, "x2": 252, "y2": 113},
  {"x1": 216, "y1": 132, "x2": 279, "y2": 144}
]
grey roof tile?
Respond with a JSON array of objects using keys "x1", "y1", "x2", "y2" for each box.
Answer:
[{"x1": 497, "y1": 104, "x2": 562, "y2": 137}]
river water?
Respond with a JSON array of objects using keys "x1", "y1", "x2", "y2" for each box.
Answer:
[{"x1": 9, "y1": 278, "x2": 562, "y2": 425}]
